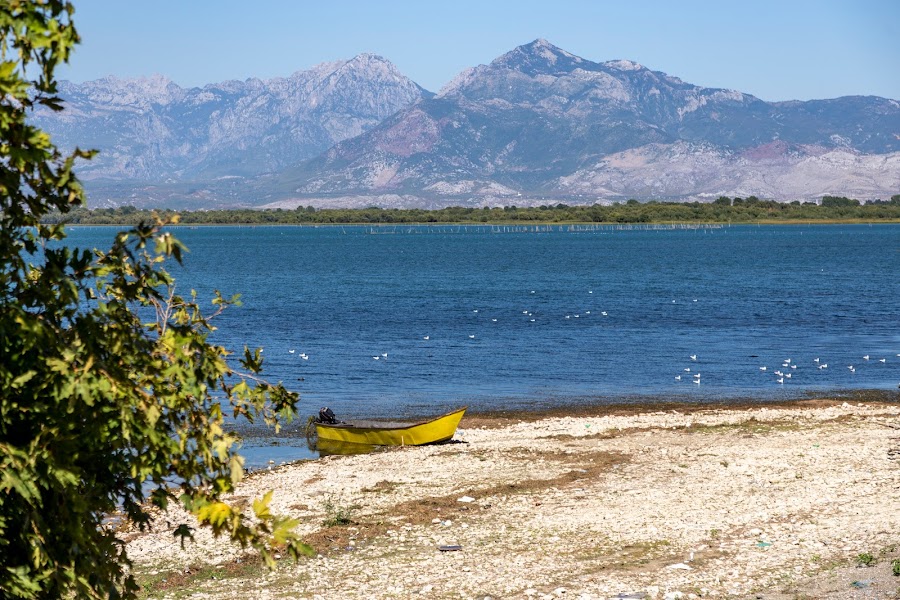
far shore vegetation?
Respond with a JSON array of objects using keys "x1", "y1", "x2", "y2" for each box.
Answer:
[{"x1": 48, "y1": 194, "x2": 900, "y2": 226}]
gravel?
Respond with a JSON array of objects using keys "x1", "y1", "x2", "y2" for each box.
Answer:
[{"x1": 129, "y1": 400, "x2": 900, "y2": 600}]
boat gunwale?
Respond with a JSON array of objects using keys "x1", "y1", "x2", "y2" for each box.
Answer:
[{"x1": 315, "y1": 406, "x2": 467, "y2": 433}]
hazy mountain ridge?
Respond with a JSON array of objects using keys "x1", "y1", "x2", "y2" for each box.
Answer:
[
  {"x1": 35, "y1": 54, "x2": 431, "y2": 185},
  {"x1": 38, "y1": 39, "x2": 900, "y2": 208},
  {"x1": 269, "y1": 39, "x2": 898, "y2": 207}
]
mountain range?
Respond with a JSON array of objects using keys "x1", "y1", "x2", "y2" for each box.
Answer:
[{"x1": 36, "y1": 39, "x2": 900, "y2": 208}]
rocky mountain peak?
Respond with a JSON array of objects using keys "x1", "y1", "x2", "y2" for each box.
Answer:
[
  {"x1": 336, "y1": 53, "x2": 421, "y2": 87},
  {"x1": 489, "y1": 38, "x2": 585, "y2": 76}
]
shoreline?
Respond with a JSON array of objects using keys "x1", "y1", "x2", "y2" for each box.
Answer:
[
  {"x1": 130, "y1": 396, "x2": 900, "y2": 599},
  {"x1": 233, "y1": 389, "x2": 900, "y2": 440},
  {"x1": 62, "y1": 220, "x2": 900, "y2": 228},
  {"x1": 459, "y1": 389, "x2": 900, "y2": 422}
]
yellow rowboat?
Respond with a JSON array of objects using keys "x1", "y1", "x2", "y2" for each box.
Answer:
[{"x1": 315, "y1": 407, "x2": 466, "y2": 447}]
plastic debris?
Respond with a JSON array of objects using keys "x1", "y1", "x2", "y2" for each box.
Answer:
[
  {"x1": 757, "y1": 541, "x2": 773, "y2": 548},
  {"x1": 438, "y1": 545, "x2": 462, "y2": 552},
  {"x1": 457, "y1": 495, "x2": 475, "y2": 503},
  {"x1": 851, "y1": 579, "x2": 873, "y2": 588}
]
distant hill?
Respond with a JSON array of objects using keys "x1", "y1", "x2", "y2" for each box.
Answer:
[
  {"x1": 38, "y1": 40, "x2": 900, "y2": 208},
  {"x1": 267, "y1": 39, "x2": 899, "y2": 208},
  {"x1": 34, "y1": 54, "x2": 430, "y2": 207}
]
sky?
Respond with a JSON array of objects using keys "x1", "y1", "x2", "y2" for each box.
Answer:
[{"x1": 58, "y1": 0, "x2": 899, "y2": 102}]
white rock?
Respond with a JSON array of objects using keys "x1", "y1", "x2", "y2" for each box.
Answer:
[{"x1": 666, "y1": 562, "x2": 692, "y2": 570}]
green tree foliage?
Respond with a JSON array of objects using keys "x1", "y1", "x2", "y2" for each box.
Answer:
[
  {"x1": 821, "y1": 195, "x2": 860, "y2": 208},
  {"x1": 46, "y1": 196, "x2": 900, "y2": 227},
  {"x1": 0, "y1": 2, "x2": 308, "y2": 598}
]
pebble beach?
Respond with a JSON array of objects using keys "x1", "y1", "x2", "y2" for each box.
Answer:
[{"x1": 128, "y1": 398, "x2": 900, "y2": 600}]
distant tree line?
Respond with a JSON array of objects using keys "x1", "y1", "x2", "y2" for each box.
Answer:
[{"x1": 45, "y1": 194, "x2": 900, "y2": 226}]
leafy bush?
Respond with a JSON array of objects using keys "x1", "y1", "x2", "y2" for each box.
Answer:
[{"x1": 0, "y1": 3, "x2": 309, "y2": 598}]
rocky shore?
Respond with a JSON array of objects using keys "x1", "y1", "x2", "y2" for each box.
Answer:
[{"x1": 129, "y1": 398, "x2": 900, "y2": 599}]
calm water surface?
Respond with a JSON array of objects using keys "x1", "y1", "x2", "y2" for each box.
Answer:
[{"x1": 66, "y1": 224, "x2": 900, "y2": 463}]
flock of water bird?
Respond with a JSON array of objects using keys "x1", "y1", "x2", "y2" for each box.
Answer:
[
  {"x1": 281, "y1": 286, "x2": 900, "y2": 393},
  {"x1": 675, "y1": 353, "x2": 900, "y2": 387}
]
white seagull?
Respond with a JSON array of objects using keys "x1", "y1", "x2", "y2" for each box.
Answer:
[
  {"x1": 690, "y1": 355, "x2": 697, "y2": 361},
  {"x1": 423, "y1": 336, "x2": 430, "y2": 340}
]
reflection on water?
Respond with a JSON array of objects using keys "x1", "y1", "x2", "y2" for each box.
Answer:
[{"x1": 236, "y1": 433, "x2": 381, "y2": 466}]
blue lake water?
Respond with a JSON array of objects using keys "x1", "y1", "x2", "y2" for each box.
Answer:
[{"x1": 65, "y1": 224, "x2": 900, "y2": 464}]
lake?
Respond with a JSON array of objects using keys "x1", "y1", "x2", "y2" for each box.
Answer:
[{"x1": 65, "y1": 223, "x2": 900, "y2": 464}]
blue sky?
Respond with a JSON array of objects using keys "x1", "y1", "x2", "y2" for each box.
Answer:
[{"x1": 59, "y1": 0, "x2": 899, "y2": 101}]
